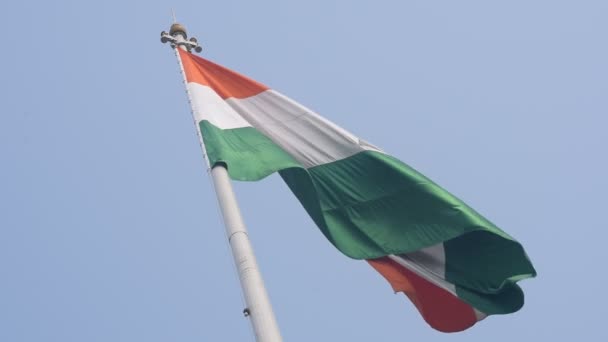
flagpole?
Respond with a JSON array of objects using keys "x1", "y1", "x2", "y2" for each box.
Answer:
[{"x1": 161, "y1": 23, "x2": 283, "y2": 342}]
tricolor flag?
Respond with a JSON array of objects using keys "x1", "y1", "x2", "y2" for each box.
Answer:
[{"x1": 178, "y1": 49, "x2": 536, "y2": 332}]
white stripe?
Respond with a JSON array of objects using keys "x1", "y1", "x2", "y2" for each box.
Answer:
[
  {"x1": 388, "y1": 245, "x2": 457, "y2": 295},
  {"x1": 474, "y1": 309, "x2": 488, "y2": 321},
  {"x1": 188, "y1": 83, "x2": 251, "y2": 129},
  {"x1": 405, "y1": 242, "x2": 447, "y2": 280},
  {"x1": 189, "y1": 83, "x2": 382, "y2": 168},
  {"x1": 226, "y1": 90, "x2": 378, "y2": 167},
  {"x1": 225, "y1": 90, "x2": 382, "y2": 168}
]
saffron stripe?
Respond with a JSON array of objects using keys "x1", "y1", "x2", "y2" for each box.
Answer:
[
  {"x1": 368, "y1": 257, "x2": 479, "y2": 333},
  {"x1": 180, "y1": 48, "x2": 268, "y2": 99}
]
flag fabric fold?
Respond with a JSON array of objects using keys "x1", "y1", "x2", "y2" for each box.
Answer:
[{"x1": 178, "y1": 49, "x2": 536, "y2": 332}]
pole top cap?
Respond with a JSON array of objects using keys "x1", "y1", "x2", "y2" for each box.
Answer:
[{"x1": 169, "y1": 23, "x2": 187, "y2": 38}]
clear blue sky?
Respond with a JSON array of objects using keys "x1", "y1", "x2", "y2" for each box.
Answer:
[{"x1": 1, "y1": 1, "x2": 606, "y2": 340}]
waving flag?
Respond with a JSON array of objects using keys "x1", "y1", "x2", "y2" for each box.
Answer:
[{"x1": 178, "y1": 48, "x2": 536, "y2": 332}]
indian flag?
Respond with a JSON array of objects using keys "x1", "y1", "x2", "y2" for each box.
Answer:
[{"x1": 178, "y1": 49, "x2": 536, "y2": 332}]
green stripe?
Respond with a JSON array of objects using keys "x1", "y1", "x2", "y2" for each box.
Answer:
[
  {"x1": 283, "y1": 151, "x2": 535, "y2": 315},
  {"x1": 444, "y1": 231, "x2": 536, "y2": 314},
  {"x1": 456, "y1": 282, "x2": 525, "y2": 315},
  {"x1": 200, "y1": 120, "x2": 535, "y2": 313},
  {"x1": 284, "y1": 151, "x2": 520, "y2": 258},
  {"x1": 200, "y1": 121, "x2": 300, "y2": 180},
  {"x1": 445, "y1": 231, "x2": 536, "y2": 292}
]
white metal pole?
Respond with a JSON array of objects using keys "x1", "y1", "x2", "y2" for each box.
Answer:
[{"x1": 163, "y1": 24, "x2": 283, "y2": 342}]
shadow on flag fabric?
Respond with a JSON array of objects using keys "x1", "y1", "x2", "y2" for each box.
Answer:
[{"x1": 177, "y1": 49, "x2": 536, "y2": 333}]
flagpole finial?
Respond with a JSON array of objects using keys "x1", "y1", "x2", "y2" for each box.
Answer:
[
  {"x1": 160, "y1": 22, "x2": 202, "y2": 53},
  {"x1": 169, "y1": 23, "x2": 188, "y2": 38}
]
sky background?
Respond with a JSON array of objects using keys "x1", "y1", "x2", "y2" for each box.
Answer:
[{"x1": 1, "y1": 1, "x2": 607, "y2": 341}]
